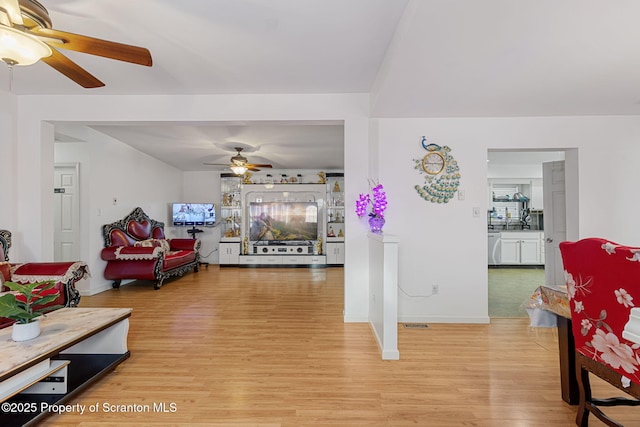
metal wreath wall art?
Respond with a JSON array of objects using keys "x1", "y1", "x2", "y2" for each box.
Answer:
[{"x1": 414, "y1": 136, "x2": 461, "y2": 204}]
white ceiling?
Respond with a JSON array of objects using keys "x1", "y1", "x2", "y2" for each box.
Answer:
[
  {"x1": 9, "y1": 0, "x2": 640, "y2": 170},
  {"x1": 6, "y1": 0, "x2": 407, "y2": 95},
  {"x1": 487, "y1": 150, "x2": 564, "y2": 167},
  {"x1": 86, "y1": 121, "x2": 346, "y2": 171},
  {"x1": 371, "y1": 0, "x2": 640, "y2": 118}
]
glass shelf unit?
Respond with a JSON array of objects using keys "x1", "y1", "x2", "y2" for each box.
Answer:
[
  {"x1": 326, "y1": 173, "x2": 344, "y2": 242},
  {"x1": 220, "y1": 173, "x2": 242, "y2": 241}
]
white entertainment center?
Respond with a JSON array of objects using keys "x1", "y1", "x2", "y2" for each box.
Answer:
[{"x1": 219, "y1": 172, "x2": 345, "y2": 267}]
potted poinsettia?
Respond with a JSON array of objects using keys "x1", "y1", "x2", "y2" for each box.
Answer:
[{"x1": 0, "y1": 281, "x2": 60, "y2": 341}]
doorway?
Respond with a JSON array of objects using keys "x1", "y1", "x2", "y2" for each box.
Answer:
[
  {"x1": 54, "y1": 163, "x2": 80, "y2": 262},
  {"x1": 487, "y1": 149, "x2": 574, "y2": 318}
]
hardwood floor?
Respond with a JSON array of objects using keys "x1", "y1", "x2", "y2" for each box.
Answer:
[{"x1": 39, "y1": 266, "x2": 636, "y2": 426}]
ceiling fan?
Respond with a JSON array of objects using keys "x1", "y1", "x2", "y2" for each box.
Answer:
[
  {"x1": 204, "y1": 147, "x2": 273, "y2": 175},
  {"x1": 0, "y1": 0, "x2": 152, "y2": 88}
]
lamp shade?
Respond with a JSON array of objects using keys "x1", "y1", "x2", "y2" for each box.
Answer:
[
  {"x1": 0, "y1": 25, "x2": 52, "y2": 66},
  {"x1": 230, "y1": 165, "x2": 248, "y2": 175}
]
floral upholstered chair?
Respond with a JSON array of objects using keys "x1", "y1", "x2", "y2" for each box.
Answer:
[{"x1": 560, "y1": 237, "x2": 640, "y2": 426}]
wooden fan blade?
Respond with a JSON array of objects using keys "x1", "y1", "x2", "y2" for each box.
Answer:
[
  {"x1": 41, "y1": 48, "x2": 104, "y2": 88},
  {"x1": 32, "y1": 27, "x2": 152, "y2": 66},
  {"x1": 247, "y1": 167, "x2": 261, "y2": 172},
  {"x1": 0, "y1": 0, "x2": 23, "y2": 26},
  {"x1": 247, "y1": 164, "x2": 273, "y2": 168}
]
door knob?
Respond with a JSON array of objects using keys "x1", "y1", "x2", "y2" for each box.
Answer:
[{"x1": 546, "y1": 238, "x2": 553, "y2": 243}]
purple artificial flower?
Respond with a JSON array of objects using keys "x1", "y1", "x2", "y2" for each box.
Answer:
[
  {"x1": 355, "y1": 182, "x2": 387, "y2": 218},
  {"x1": 355, "y1": 193, "x2": 370, "y2": 217}
]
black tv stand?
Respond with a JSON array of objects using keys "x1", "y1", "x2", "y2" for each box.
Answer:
[
  {"x1": 187, "y1": 226, "x2": 203, "y2": 239},
  {"x1": 186, "y1": 226, "x2": 209, "y2": 268}
]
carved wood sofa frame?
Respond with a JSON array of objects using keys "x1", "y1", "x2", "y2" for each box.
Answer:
[
  {"x1": 101, "y1": 207, "x2": 201, "y2": 290},
  {"x1": 0, "y1": 229, "x2": 88, "y2": 328}
]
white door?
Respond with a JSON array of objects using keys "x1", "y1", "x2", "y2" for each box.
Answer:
[
  {"x1": 543, "y1": 161, "x2": 566, "y2": 286},
  {"x1": 54, "y1": 164, "x2": 80, "y2": 262}
]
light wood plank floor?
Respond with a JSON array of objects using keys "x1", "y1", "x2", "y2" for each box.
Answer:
[{"x1": 39, "y1": 266, "x2": 636, "y2": 426}]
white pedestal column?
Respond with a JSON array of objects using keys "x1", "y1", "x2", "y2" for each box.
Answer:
[{"x1": 368, "y1": 231, "x2": 399, "y2": 360}]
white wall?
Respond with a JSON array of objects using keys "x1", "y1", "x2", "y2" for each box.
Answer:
[
  {"x1": 0, "y1": 91, "x2": 17, "y2": 235},
  {"x1": 343, "y1": 117, "x2": 373, "y2": 321},
  {"x1": 8, "y1": 90, "x2": 640, "y2": 323},
  {"x1": 11, "y1": 93, "x2": 371, "y2": 319},
  {"x1": 375, "y1": 115, "x2": 640, "y2": 323},
  {"x1": 11, "y1": 89, "x2": 640, "y2": 323},
  {"x1": 54, "y1": 126, "x2": 183, "y2": 295},
  {"x1": 182, "y1": 171, "x2": 222, "y2": 264}
]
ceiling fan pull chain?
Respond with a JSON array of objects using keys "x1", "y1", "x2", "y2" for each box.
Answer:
[{"x1": 7, "y1": 62, "x2": 14, "y2": 93}]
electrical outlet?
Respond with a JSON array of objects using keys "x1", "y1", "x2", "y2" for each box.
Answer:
[{"x1": 432, "y1": 284, "x2": 439, "y2": 295}]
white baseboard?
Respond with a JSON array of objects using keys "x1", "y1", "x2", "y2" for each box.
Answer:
[
  {"x1": 344, "y1": 315, "x2": 490, "y2": 324},
  {"x1": 398, "y1": 315, "x2": 490, "y2": 324},
  {"x1": 343, "y1": 316, "x2": 368, "y2": 323}
]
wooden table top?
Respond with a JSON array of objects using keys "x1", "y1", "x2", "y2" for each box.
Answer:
[{"x1": 0, "y1": 307, "x2": 132, "y2": 380}]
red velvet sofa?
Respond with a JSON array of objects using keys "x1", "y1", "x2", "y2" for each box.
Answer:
[
  {"x1": 0, "y1": 229, "x2": 90, "y2": 329},
  {"x1": 101, "y1": 207, "x2": 201, "y2": 290}
]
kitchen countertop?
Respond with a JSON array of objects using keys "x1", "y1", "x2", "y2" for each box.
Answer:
[{"x1": 488, "y1": 229, "x2": 542, "y2": 234}]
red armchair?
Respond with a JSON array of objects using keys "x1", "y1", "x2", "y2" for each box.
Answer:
[
  {"x1": 0, "y1": 229, "x2": 89, "y2": 329},
  {"x1": 560, "y1": 238, "x2": 640, "y2": 426},
  {"x1": 101, "y1": 207, "x2": 201, "y2": 290}
]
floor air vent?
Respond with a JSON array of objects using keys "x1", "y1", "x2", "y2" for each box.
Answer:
[{"x1": 403, "y1": 323, "x2": 429, "y2": 329}]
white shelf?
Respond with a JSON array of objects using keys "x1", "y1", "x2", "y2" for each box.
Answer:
[
  {"x1": 326, "y1": 173, "x2": 344, "y2": 265},
  {"x1": 0, "y1": 357, "x2": 71, "y2": 402}
]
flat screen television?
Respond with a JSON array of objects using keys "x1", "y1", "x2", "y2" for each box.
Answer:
[
  {"x1": 249, "y1": 202, "x2": 318, "y2": 242},
  {"x1": 172, "y1": 203, "x2": 216, "y2": 226}
]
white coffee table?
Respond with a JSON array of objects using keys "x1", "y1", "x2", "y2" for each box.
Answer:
[{"x1": 0, "y1": 307, "x2": 132, "y2": 426}]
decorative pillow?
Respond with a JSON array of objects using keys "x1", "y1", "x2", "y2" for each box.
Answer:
[{"x1": 134, "y1": 239, "x2": 170, "y2": 253}]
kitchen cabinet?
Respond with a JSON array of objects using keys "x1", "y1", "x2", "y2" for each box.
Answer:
[
  {"x1": 530, "y1": 179, "x2": 543, "y2": 210},
  {"x1": 500, "y1": 232, "x2": 542, "y2": 265}
]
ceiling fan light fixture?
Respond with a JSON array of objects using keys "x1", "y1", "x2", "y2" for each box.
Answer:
[
  {"x1": 0, "y1": 25, "x2": 51, "y2": 66},
  {"x1": 230, "y1": 165, "x2": 248, "y2": 175}
]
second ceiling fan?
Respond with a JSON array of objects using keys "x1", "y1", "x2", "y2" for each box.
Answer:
[{"x1": 204, "y1": 147, "x2": 273, "y2": 175}]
